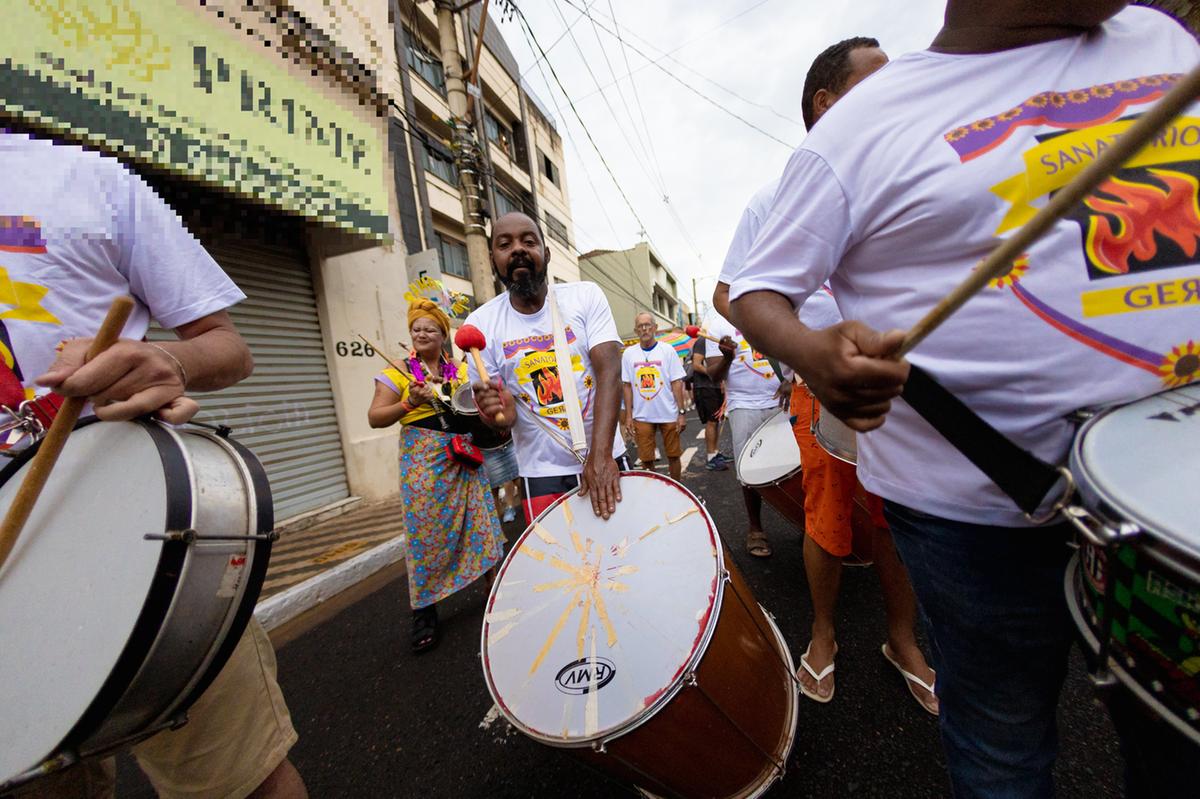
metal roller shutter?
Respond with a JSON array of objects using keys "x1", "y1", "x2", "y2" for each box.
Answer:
[{"x1": 150, "y1": 238, "x2": 350, "y2": 521}]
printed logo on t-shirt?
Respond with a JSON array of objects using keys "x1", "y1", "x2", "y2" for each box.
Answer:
[
  {"x1": 634, "y1": 361, "x2": 663, "y2": 400},
  {"x1": 504, "y1": 327, "x2": 593, "y2": 427},
  {"x1": 0, "y1": 217, "x2": 61, "y2": 399},
  {"x1": 942, "y1": 73, "x2": 1200, "y2": 390},
  {"x1": 735, "y1": 336, "x2": 775, "y2": 380}
]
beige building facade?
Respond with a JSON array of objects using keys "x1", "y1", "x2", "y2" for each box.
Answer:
[{"x1": 579, "y1": 243, "x2": 686, "y2": 338}]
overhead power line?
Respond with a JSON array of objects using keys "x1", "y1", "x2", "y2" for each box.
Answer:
[{"x1": 558, "y1": 0, "x2": 797, "y2": 148}]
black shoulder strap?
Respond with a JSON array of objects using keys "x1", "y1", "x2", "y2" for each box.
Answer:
[{"x1": 900, "y1": 364, "x2": 1062, "y2": 516}]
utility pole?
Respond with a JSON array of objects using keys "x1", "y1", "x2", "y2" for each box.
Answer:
[
  {"x1": 434, "y1": 0, "x2": 494, "y2": 306},
  {"x1": 691, "y1": 277, "x2": 699, "y2": 325}
]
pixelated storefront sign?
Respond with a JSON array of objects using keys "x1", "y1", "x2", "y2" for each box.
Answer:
[
  {"x1": 1, "y1": 0, "x2": 389, "y2": 239},
  {"x1": 405, "y1": 248, "x2": 473, "y2": 320}
]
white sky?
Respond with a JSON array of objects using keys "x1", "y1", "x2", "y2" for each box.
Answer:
[{"x1": 493, "y1": 0, "x2": 948, "y2": 317}]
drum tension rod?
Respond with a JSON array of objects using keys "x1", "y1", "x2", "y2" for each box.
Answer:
[{"x1": 143, "y1": 529, "x2": 280, "y2": 543}]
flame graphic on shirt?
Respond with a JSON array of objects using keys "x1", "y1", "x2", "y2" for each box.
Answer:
[
  {"x1": 1084, "y1": 168, "x2": 1200, "y2": 276},
  {"x1": 533, "y1": 368, "x2": 563, "y2": 407}
]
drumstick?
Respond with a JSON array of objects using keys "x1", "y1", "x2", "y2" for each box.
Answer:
[
  {"x1": 685, "y1": 324, "x2": 721, "y2": 344},
  {"x1": 357, "y1": 333, "x2": 453, "y2": 414},
  {"x1": 897, "y1": 64, "x2": 1200, "y2": 358},
  {"x1": 454, "y1": 325, "x2": 506, "y2": 424},
  {"x1": 0, "y1": 296, "x2": 135, "y2": 572}
]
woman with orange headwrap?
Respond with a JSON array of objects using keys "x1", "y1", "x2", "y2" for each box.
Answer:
[{"x1": 368, "y1": 299, "x2": 505, "y2": 653}]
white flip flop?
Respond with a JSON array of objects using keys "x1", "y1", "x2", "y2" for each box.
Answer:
[
  {"x1": 798, "y1": 642, "x2": 837, "y2": 703},
  {"x1": 882, "y1": 643, "x2": 939, "y2": 716}
]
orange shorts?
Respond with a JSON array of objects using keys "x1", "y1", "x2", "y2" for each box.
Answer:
[
  {"x1": 790, "y1": 385, "x2": 886, "y2": 557},
  {"x1": 634, "y1": 420, "x2": 682, "y2": 464}
]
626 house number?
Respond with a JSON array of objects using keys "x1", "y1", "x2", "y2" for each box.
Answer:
[{"x1": 335, "y1": 341, "x2": 376, "y2": 357}]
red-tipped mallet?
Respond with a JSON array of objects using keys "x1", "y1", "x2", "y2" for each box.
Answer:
[
  {"x1": 454, "y1": 324, "x2": 505, "y2": 424},
  {"x1": 685, "y1": 324, "x2": 721, "y2": 344}
]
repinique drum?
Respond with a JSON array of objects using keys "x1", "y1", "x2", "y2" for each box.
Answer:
[
  {"x1": 1063, "y1": 384, "x2": 1200, "y2": 745},
  {"x1": 811, "y1": 397, "x2": 857, "y2": 465},
  {"x1": 0, "y1": 419, "x2": 273, "y2": 789},
  {"x1": 481, "y1": 472, "x2": 798, "y2": 798},
  {"x1": 450, "y1": 383, "x2": 511, "y2": 451},
  {"x1": 737, "y1": 410, "x2": 805, "y2": 527}
]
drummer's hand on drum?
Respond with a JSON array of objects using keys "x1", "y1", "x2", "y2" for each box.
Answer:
[
  {"x1": 579, "y1": 453, "x2": 621, "y2": 520},
  {"x1": 36, "y1": 338, "x2": 201, "y2": 424},
  {"x1": 472, "y1": 378, "x2": 516, "y2": 429},
  {"x1": 798, "y1": 322, "x2": 909, "y2": 433}
]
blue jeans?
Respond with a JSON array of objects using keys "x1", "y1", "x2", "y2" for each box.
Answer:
[{"x1": 885, "y1": 502, "x2": 1074, "y2": 799}]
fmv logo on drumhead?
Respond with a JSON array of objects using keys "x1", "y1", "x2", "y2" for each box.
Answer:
[{"x1": 555, "y1": 657, "x2": 616, "y2": 695}]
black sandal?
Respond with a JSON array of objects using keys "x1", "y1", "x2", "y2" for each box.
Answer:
[{"x1": 411, "y1": 605, "x2": 439, "y2": 654}]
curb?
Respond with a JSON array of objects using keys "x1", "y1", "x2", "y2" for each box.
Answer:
[{"x1": 254, "y1": 534, "x2": 407, "y2": 632}]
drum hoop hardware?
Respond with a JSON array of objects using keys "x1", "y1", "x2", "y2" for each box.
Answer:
[
  {"x1": 142, "y1": 528, "x2": 280, "y2": 543},
  {"x1": 1023, "y1": 466, "x2": 1077, "y2": 526},
  {"x1": 1062, "y1": 504, "x2": 1142, "y2": 549}
]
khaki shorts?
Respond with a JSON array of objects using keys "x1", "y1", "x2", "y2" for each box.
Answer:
[
  {"x1": 634, "y1": 420, "x2": 682, "y2": 464},
  {"x1": 22, "y1": 618, "x2": 297, "y2": 799}
]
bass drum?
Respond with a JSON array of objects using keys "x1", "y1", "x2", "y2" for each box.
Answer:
[
  {"x1": 1064, "y1": 384, "x2": 1200, "y2": 746},
  {"x1": 0, "y1": 419, "x2": 272, "y2": 789},
  {"x1": 482, "y1": 472, "x2": 798, "y2": 798},
  {"x1": 737, "y1": 409, "x2": 804, "y2": 527}
]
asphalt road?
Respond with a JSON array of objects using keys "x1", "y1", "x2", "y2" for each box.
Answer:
[{"x1": 119, "y1": 412, "x2": 1123, "y2": 798}]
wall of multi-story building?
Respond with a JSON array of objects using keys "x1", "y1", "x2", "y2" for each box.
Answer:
[
  {"x1": 579, "y1": 243, "x2": 684, "y2": 337},
  {"x1": 3, "y1": 0, "x2": 418, "y2": 516},
  {"x1": 392, "y1": 0, "x2": 581, "y2": 311}
]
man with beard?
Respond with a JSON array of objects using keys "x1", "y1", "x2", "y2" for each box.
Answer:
[
  {"x1": 468, "y1": 212, "x2": 625, "y2": 522},
  {"x1": 729, "y1": 2, "x2": 1199, "y2": 795}
]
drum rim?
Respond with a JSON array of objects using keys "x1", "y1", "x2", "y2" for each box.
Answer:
[
  {"x1": 450, "y1": 383, "x2": 478, "y2": 416},
  {"x1": 480, "y1": 471, "x2": 726, "y2": 747},
  {"x1": 54, "y1": 420, "x2": 192, "y2": 753},
  {"x1": 1069, "y1": 392, "x2": 1198, "y2": 556},
  {"x1": 170, "y1": 426, "x2": 273, "y2": 714},
  {"x1": 736, "y1": 409, "x2": 803, "y2": 488},
  {"x1": 1065, "y1": 551, "x2": 1200, "y2": 747}
]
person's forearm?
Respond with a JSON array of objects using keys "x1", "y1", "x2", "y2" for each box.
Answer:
[
  {"x1": 712, "y1": 281, "x2": 731, "y2": 321},
  {"x1": 672, "y1": 381, "x2": 685, "y2": 413},
  {"x1": 705, "y1": 354, "x2": 733, "y2": 383},
  {"x1": 590, "y1": 347, "x2": 621, "y2": 459},
  {"x1": 368, "y1": 398, "x2": 409, "y2": 428},
  {"x1": 166, "y1": 313, "x2": 254, "y2": 391},
  {"x1": 692, "y1": 357, "x2": 709, "y2": 377},
  {"x1": 729, "y1": 290, "x2": 815, "y2": 379},
  {"x1": 621, "y1": 384, "x2": 633, "y2": 426}
]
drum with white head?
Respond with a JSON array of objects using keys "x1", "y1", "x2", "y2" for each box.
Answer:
[
  {"x1": 1064, "y1": 384, "x2": 1200, "y2": 745},
  {"x1": 736, "y1": 410, "x2": 804, "y2": 527},
  {"x1": 482, "y1": 472, "x2": 797, "y2": 798},
  {"x1": 812, "y1": 397, "x2": 857, "y2": 465},
  {"x1": 0, "y1": 420, "x2": 271, "y2": 789},
  {"x1": 449, "y1": 383, "x2": 510, "y2": 450}
]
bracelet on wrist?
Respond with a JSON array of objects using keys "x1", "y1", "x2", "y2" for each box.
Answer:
[{"x1": 149, "y1": 343, "x2": 188, "y2": 388}]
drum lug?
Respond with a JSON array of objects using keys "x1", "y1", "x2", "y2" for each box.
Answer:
[
  {"x1": 684, "y1": 672, "x2": 698, "y2": 687},
  {"x1": 143, "y1": 528, "x2": 280, "y2": 543},
  {"x1": 591, "y1": 740, "x2": 607, "y2": 754},
  {"x1": 1063, "y1": 506, "x2": 1141, "y2": 548},
  {"x1": 1089, "y1": 668, "x2": 1119, "y2": 691},
  {"x1": 720, "y1": 569, "x2": 731, "y2": 584}
]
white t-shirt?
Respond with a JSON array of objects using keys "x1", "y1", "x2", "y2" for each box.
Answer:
[
  {"x1": 704, "y1": 314, "x2": 778, "y2": 412},
  {"x1": 621, "y1": 340, "x2": 685, "y2": 423},
  {"x1": 465, "y1": 282, "x2": 625, "y2": 477},
  {"x1": 731, "y1": 7, "x2": 1200, "y2": 526},
  {"x1": 0, "y1": 134, "x2": 244, "y2": 443}
]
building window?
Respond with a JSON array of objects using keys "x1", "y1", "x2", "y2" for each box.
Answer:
[
  {"x1": 539, "y1": 149, "x2": 559, "y2": 186},
  {"x1": 544, "y1": 211, "x2": 570, "y2": 248},
  {"x1": 484, "y1": 110, "x2": 514, "y2": 160},
  {"x1": 436, "y1": 232, "x2": 470, "y2": 279},
  {"x1": 404, "y1": 29, "x2": 445, "y2": 95},
  {"x1": 419, "y1": 138, "x2": 458, "y2": 185},
  {"x1": 494, "y1": 188, "x2": 521, "y2": 217}
]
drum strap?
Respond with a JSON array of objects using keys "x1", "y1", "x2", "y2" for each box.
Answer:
[{"x1": 901, "y1": 365, "x2": 1063, "y2": 516}]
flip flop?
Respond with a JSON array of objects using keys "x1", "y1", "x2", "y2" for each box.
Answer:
[
  {"x1": 881, "y1": 643, "x2": 939, "y2": 716},
  {"x1": 746, "y1": 530, "x2": 772, "y2": 558},
  {"x1": 798, "y1": 642, "x2": 837, "y2": 703}
]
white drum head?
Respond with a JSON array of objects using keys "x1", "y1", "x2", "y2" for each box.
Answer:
[
  {"x1": 0, "y1": 422, "x2": 170, "y2": 782},
  {"x1": 736, "y1": 410, "x2": 801, "y2": 488},
  {"x1": 1072, "y1": 384, "x2": 1200, "y2": 555},
  {"x1": 481, "y1": 472, "x2": 722, "y2": 745},
  {"x1": 451, "y1": 383, "x2": 477, "y2": 415}
]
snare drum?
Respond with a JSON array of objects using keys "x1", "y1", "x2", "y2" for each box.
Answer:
[
  {"x1": 450, "y1": 383, "x2": 511, "y2": 451},
  {"x1": 1064, "y1": 384, "x2": 1200, "y2": 745},
  {"x1": 0, "y1": 420, "x2": 272, "y2": 788},
  {"x1": 736, "y1": 410, "x2": 804, "y2": 527},
  {"x1": 482, "y1": 473, "x2": 798, "y2": 798},
  {"x1": 811, "y1": 396, "x2": 857, "y2": 465}
]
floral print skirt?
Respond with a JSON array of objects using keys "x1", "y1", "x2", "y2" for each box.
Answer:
[{"x1": 401, "y1": 426, "x2": 506, "y2": 609}]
